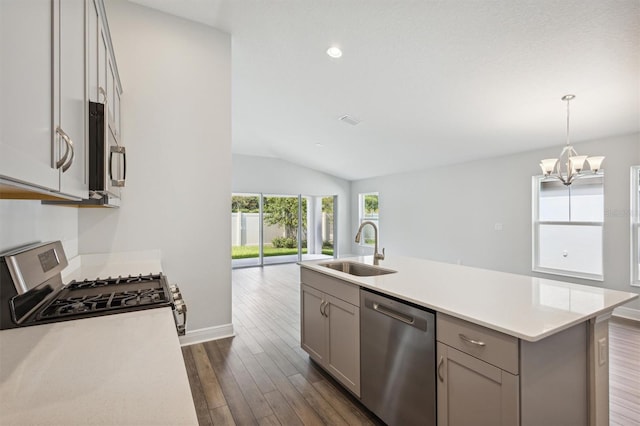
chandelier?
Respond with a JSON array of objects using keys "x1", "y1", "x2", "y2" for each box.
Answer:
[{"x1": 539, "y1": 95, "x2": 604, "y2": 186}]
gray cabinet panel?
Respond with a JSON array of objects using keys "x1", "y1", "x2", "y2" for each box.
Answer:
[
  {"x1": 56, "y1": 0, "x2": 87, "y2": 198},
  {"x1": 300, "y1": 277, "x2": 361, "y2": 397},
  {"x1": 325, "y1": 294, "x2": 360, "y2": 396},
  {"x1": 301, "y1": 284, "x2": 325, "y2": 363},
  {"x1": 0, "y1": 0, "x2": 58, "y2": 191},
  {"x1": 437, "y1": 342, "x2": 519, "y2": 426},
  {"x1": 520, "y1": 323, "x2": 587, "y2": 426}
]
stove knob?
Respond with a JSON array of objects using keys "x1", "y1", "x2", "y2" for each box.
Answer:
[{"x1": 174, "y1": 299, "x2": 186, "y2": 314}]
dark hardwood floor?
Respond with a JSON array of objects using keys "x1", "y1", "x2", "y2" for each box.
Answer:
[
  {"x1": 182, "y1": 263, "x2": 640, "y2": 426},
  {"x1": 610, "y1": 317, "x2": 640, "y2": 426}
]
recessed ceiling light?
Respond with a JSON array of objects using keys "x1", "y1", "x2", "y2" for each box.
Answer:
[
  {"x1": 326, "y1": 46, "x2": 342, "y2": 58},
  {"x1": 315, "y1": 143, "x2": 324, "y2": 147}
]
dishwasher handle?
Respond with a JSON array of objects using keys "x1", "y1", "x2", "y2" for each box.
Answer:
[
  {"x1": 363, "y1": 294, "x2": 430, "y2": 331},
  {"x1": 373, "y1": 302, "x2": 415, "y2": 325}
]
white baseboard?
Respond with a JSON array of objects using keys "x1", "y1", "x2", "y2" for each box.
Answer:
[
  {"x1": 179, "y1": 323, "x2": 235, "y2": 346},
  {"x1": 613, "y1": 306, "x2": 640, "y2": 322}
]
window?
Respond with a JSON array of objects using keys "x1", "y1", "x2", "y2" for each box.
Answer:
[
  {"x1": 532, "y1": 175, "x2": 604, "y2": 280},
  {"x1": 358, "y1": 192, "x2": 379, "y2": 246},
  {"x1": 631, "y1": 166, "x2": 640, "y2": 286}
]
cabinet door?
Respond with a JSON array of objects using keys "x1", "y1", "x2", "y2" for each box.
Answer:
[
  {"x1": 437, "y1": 343, "x2": 519, "y2": 426},
  {"x1": 115, "y1": 85, "x2": 121, "y2": 138},
  {"x1": 300, "y1": 284, "x2": 325, "y2": 363},
  {"x1": 87, "y1": 0, "x2": 99, "y2": 102},
  {"x1": 98, "y1": 21, "x2": 108, "y2": 102},
  {"x1": 107, "y1": 56, "x2": 116, "y2": 127},
  {"x1": 55, "y1": 0, "x2": 87, "y2": 198},
  {"x1": 325, "y1": 294, "x2": 360, "y2": 396},
  {"x1": 0, "y1": 0, "x2": 58, "y2": 191}
]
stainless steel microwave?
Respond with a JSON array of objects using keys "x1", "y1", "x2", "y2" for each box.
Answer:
[{"x1": 88, "y1": 101, "x2": 125, "y2": 205}]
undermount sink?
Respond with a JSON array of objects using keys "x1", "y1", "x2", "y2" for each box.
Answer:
[{"x1": 320, "y1": 261, "x2": 397, "y2": 277}]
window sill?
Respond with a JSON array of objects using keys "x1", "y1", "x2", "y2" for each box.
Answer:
[{"x1": 533, "y1": 266, "x2": 604, "y2": 282}]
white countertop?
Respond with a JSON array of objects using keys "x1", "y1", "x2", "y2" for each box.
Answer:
[
  {"x1": 300, "y1": 256, "x2": 638, "y2": 342},
  {"x1": 0, "y1": 308, "x2": 198, "y2": 426}
]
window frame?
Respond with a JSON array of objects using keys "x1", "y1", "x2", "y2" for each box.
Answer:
[
  {"x1": 631, "y1": 166, "x2": 640, "y2": 287},
  {"x1": 358, "y1": 192, "x2": 379, "y2": 247},
  {"x1": 531, "y1": 174, "x2": 604, "y2": 281}
]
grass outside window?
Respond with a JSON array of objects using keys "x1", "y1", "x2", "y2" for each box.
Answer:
[{"x1": 232, "y1": 245, "x2": 334, "y2": 259}]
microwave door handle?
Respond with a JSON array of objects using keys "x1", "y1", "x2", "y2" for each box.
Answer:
[
  {"x1": 122, "y1": 147, "x2": 126, "y2": 182},
  {"x1": 110, "y1": 145, "x2": 126, "y2": 187}
]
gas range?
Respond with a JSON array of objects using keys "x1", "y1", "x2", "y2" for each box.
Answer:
[{"x1": 0, "y1": 242, "x2": 186, "y2": 335}]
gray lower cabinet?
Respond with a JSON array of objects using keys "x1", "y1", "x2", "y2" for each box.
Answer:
[
  {"x1": 437, "y1": 312, "x2": 589, "y2": 426},
  {"x1": 300, "y1": 270, "x2": 360, "y2": 396},
  {"x1": 437, "y1": 342, "x2": 519, "y2": 426}
]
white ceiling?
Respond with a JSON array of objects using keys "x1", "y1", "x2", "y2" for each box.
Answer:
[{"x1": 129, "y1": 0, "x2": 640, "y2": 181}]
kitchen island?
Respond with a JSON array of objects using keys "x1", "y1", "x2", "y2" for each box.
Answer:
[
  {"x1": 299, "y1": 255, "x2": 638, "y2": 426},
  {"x1": 0, "y1": 308, "x2": 198, "y2": 425}
]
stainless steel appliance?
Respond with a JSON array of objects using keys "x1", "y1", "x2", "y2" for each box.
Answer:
[
  {"x1": 42, "y1": 100, "x2": 126, "y2": 207},
  {"x1": 360, "y1": 288, "x2": 436, "y2": 426},
  {"x1": 87, "y1": 100, "x2": 125, "y2": 207},
  {"x1": 0, "y1": 241, "x2": 185, "y2": 334}
]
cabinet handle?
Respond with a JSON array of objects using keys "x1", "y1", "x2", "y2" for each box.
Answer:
[
  {"x1": 323, "y1": 301, "x2": 329, "y2": 317},
  {"x1": 98, "y1": 86, "x2": 107, "y2": 104},
  {"x1": 55, "y1": 127, "x2": 74, "y2": 172},
  {"x1": 319, "y1": 301, "x2": 326, "y2": 317},
  {"x1": 459, "y1": 333, "x2": 486, "y2": 347},
  {"x1": 437, "y1": 356, "x2": 444, "y2": 382},
  {"x1": 109, "y1": 145, "x2": 126, "y2": 187}
]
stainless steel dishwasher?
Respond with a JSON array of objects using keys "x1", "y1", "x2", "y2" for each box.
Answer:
[{"x1": 360, "y1": 288, "x2": 436, "y2": 426}]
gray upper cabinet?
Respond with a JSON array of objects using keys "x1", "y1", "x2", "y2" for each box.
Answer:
[
  {"x1": 54, "y1": 0, "x2": 88, "y2": 198},
  {"x1": 0, "y1": 0, "x2": 121, "y2": 201},
  {"x1": 88, "y1": 0, "x2": 99, "y2": 103},
  {"x1": 0, "y1": 0, "x2": 60, "y2": 194}
]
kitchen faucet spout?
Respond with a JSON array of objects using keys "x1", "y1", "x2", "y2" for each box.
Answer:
[{"x1": 354, "y1": 221, "x2": 385, "y2": 265}]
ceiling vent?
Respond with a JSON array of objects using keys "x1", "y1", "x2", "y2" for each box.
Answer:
[{"x1": 338, "y1": 115, "x2": 361, "y2": 126}]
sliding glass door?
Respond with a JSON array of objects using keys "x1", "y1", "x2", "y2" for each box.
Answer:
[
  {"x1": 263, "y1": 194, "x2": 303, "y2": 265},
  {"x1": 231, "y1": 194, "x2": 261, "y2": 268},
  {"x1": 232, "y1": 193, "x2": 336, "y2": 268}
]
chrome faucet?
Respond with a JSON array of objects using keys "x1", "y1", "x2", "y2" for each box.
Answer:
[{"x1": 355, "y1": 221, "x2": 385, "y2": 265}]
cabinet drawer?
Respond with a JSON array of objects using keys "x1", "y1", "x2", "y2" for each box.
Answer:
[
  {"x1": 300, "y1": 268, "x2": 359, "y2": 306},
  {"x1": 437, "y1": 313, "x2": 519, "y2": 374}
]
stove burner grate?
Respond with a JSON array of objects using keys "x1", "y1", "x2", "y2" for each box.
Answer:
[
  {"x1": 66, "y1": 273, "x2": 162, "y2": 289},
  {"x1": 39, "y1": 288, "x2": 168, "y2": 319}
]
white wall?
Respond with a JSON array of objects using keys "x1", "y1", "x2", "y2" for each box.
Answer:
[
  {"x1": 78, "y1": 1, "x2": 232, "y2": 333},
  {"x1": 351, "y1": 133, "x2": 640, "y2": 311},
  {"x1": 0, "y1": 201, "x2": 78, "y2": 257},
  {"x1": 232, "y1": 154, "x2": 352, "y2": 256}
]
